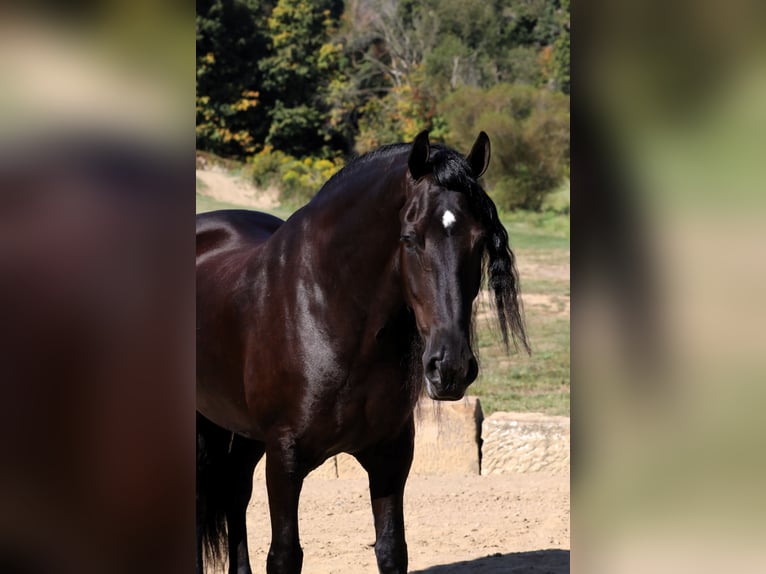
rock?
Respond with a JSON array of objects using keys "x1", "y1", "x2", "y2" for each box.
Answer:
[
  {"x1": 480, "y1": 412, "x2": 570, "y2": 475},
  {"x1": 411, "y1": 396, "x2": 483, "y2": 476}
]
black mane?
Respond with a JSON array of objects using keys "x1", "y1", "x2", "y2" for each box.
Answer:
[{"x1": 316, "y1": 143, "x2": 409, "y2": 192}]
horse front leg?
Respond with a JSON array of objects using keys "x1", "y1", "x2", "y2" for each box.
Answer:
[
  {"x1": 264, "y1": 441, "x2": 306, "y2": 574},
  {"x1": 354, "y1": 419, "x2": 415, "y2": 574}
]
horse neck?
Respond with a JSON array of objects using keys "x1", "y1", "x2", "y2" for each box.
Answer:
[{"x1": 298, "y1": 157, "x2": 409, "y2": 314}]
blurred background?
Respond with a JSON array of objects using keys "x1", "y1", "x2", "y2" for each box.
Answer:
[
  {"x1": 0, "y1": 2, "x2": 193, "y2": 573},
  {"x1": 575, "y1": 0, "x2": 766, "y2": 572}
]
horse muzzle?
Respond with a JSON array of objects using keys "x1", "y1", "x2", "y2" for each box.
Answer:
[{"x1": 422, "y1": 343, "x2": 478, "y2": 401}]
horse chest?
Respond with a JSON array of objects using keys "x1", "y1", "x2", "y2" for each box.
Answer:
[{"x1": 300, "y1": 367, "x2": 415, "y2": 457}]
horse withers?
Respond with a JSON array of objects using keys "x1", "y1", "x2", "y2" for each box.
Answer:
[{"x1": 196, "y1": 131, "x2": 528, "y2": 574}]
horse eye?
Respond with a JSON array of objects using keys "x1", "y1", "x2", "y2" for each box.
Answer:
[{"x1": 400, "y1": 234, "x2": 420, "y2": 250}]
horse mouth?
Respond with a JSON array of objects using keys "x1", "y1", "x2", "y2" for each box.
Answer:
[{"x1": 424, "y1": 378, "x2": 464, "y2": 401}]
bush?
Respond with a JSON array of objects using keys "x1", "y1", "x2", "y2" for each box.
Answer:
[
  {"x1": 278, "y1": 156, "x2": 344, "y2": 206},
  {"x1": 541, "y1": 179, "x2": 570, "y2": 215},
  {"x1": 243, "y1": 147, "x2": 344, "y2": 207},
  {"x1": 243, "y1": 146, "x2": 290, "y2": 188},
  {"x1": 438, "y1": 83, "x2": 569, "y2": 211}
]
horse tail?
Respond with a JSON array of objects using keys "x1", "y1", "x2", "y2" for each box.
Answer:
[{"x1": 196, "y1": 413, "x2": 231, "y2": 570}]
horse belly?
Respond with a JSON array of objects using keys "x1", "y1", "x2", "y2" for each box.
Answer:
[{"x1": 196, "y1": 380, "x2": 266, "y2": 440}]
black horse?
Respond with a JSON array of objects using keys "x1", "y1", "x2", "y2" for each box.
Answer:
[{"x1": 196, "y1": 131, "x2": 528, "y2": 574}]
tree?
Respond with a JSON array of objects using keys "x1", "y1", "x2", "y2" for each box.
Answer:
[
  {"x1": 440, "y1": 83, "x2": 570, "y2": 211},
  {"x1": 342, "y1": 0, "x2": 442, "y2": 152},
  {"x1": 196, "y1": 0, "x2": 273, "y2": 157},
  {"x1": 258, "y1": 0, "x2": 345, "y2": 156},
  {"x1": 195, "y1": 0, "x2": 571, "y2": 165},
  {"x1": 551, "y1": 0, "x2": 570, "y2": 94}
]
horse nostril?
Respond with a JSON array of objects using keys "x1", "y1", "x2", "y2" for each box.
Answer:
[
  {"x1": 425, "y1": 358, "x2": 441, "y2": 382},
  {"x1": 425, "y1": 349, "x2": 444, "y2": 383}
]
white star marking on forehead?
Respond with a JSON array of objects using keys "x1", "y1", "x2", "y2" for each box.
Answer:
[{"x1": 442, "y1": 210, "x2": 456, "y2": 229}]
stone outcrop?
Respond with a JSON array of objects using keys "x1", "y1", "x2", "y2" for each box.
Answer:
[
  {"x1": 410, "y1": 396, "x2": 483, "y2": 476},
  {"x1": 480, "y1": 412, "x2": 570, "y2": 475}
]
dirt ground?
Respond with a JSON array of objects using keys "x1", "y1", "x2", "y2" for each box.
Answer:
[
  {"x1": 222, "y1": 472, "x2": 569, "y2": 573},
  {"x1": 197, "y1": 166, "x2": 280, "y2": 210}
]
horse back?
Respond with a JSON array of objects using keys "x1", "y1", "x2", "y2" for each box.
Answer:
[{"x1": 196, "y1": 209, "x2": 283, "y2": 259}]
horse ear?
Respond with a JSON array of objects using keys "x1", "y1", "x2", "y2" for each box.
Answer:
[
  {"x1": 408, "y1": 130, "x2": 430, "y2": 180},
  {"x1": 466, "y1": 131, "x2": 491, "y2": 178}
]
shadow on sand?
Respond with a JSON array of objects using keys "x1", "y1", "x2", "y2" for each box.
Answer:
[{"x1": 410, "y1": 549, "x2": 569, "y2": 574}]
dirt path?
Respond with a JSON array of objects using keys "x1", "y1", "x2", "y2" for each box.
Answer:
[
  {"x1": 196, "y1": 166, "x2": 279, "y2": 210},
  {"x1": 217, "y1": 472, "x2": 569, "y2": 573}
]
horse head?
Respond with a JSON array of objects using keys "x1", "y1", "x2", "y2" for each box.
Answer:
[{"x1": 399, "y1": 132, "x2": 500, "y2": 400}]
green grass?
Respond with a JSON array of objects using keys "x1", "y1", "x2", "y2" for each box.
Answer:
[
  {"x1": 521, "y1": 278, "x2": 570, "y2": 297},
  {"x1": 472, "y1": 304, "x2": 570, "y2": 416},
  {"x1": 195, "y1": 192, "x2": 244, "y2": 213},
  {"x1": 467, "y1": 210, "x2": 570, "y2": 415},
  {"x1": 500, "y1": 210, "x2": 570, "y2": 251},
  {"x1": 195, "y1": 172, "x2": 569, "y2": 417}
]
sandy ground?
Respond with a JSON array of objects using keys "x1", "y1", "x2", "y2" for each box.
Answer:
[
  {"x1": 197, "y1": 166, "x2": 280, "y2": 210},
  {"x1": 516, "y1": 257, "x2": 570, "y2": 283},
  {"x1": 520, "y1": 293, "x2": 570, "y2": 318},
  {"x1": 218, "y1": 472, "x2": 569, "y2": 573},
  {"x1": 475, "y1": 289, "x2": 569, "y2": 321}
]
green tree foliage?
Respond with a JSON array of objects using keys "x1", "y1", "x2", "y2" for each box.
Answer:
[
  {"x1": 407, "y1": 0, "x2": 566, "y2": 91},
  {"x1": 440, "y1": 83, "x2": 569, "y2": 210},
  {"x1": 196, "y1": 0, "x2": 273, "y2": 157},
  {"x1": 551, "y1": 0, "x2": 570, "y2": 94},
  {"x1": 197, "y1": 0, "x2": 345, "y2": 158},
  {"x1": 196, "y1": 0, "x2": 570, "y2": 211},
  {"x1": 345, "y1": 0, "x2": 570, "y2": 155},
  {"x1": 339, "y1": 0, "x2": 440, "y2": 152},
  {"x1": 259, "y1": 0, "x2": 346, "y2": 156}
]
